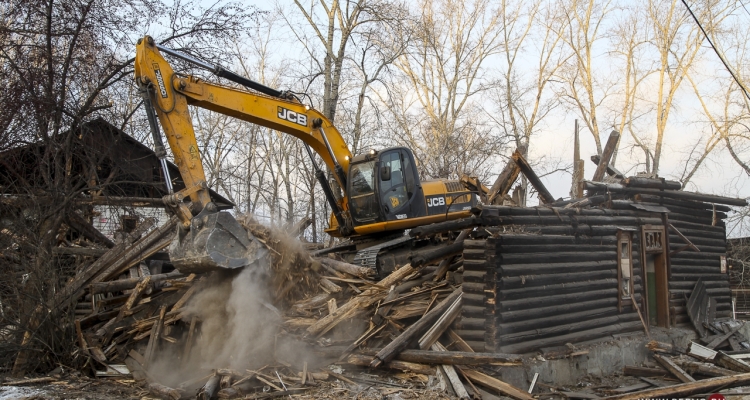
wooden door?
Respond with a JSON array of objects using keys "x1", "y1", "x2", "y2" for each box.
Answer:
[{"x1": 642, "y1": 225, "x2": 670, "y2": 328}]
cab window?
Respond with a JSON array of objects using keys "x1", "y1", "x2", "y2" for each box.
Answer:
[
  {"x1": 348, "y1": 161, "x2": 379, "y2": 223},
  {"x1": 380, "y1": 151, "x2": 409, "y2": 213}
]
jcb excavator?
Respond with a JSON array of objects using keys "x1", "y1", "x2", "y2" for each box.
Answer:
[{"x1": 134, "y1": 35, "x2": 475, "y2": 274}]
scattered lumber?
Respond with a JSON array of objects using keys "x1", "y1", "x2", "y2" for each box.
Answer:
[
  {"x1": 460, "y1": 368, "x2": 534, "y2": 400},
  {"x1": 370, "y1": 288, "x2": 462, "y2": 367},
  {"x1": 601, "y1": 372, "x2": 750, "y2": 400},
  {"x1": 652, "y1": 354, "x2": 695, "y2": 383}
]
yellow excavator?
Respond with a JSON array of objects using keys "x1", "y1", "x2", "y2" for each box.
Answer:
[{"x1": 134, "y1": 35, "x2": 475, "y2": 274}]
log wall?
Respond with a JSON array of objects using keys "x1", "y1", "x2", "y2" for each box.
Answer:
[{"x1": 457, "y1": 198, "x2": 731, "y2": 353}]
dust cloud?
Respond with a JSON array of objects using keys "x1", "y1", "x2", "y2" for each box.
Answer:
[{"x1": 147, "y1": 223, "x2": 318, "y2": 388}]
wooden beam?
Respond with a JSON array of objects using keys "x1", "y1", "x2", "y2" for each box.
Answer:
[
  {"x1": 601, "y1": 372, "x2": 750, "y2": 400},
  {"x1": 592, "y1": 130, "x2": 620, "y2": 182},
  {"x1": 590, "y1": 155, "x2": 625, "y2": 179},
  {"x1": 512, "y1": 150, "x2": 555, "y2": 204},
  {"x1": 584, "y1": 181, "x2": 748, "y2": 207},
  {"x1": 487, "y1": 145, "x2": 526, "y2": 205},
  {"x1": 459, "y1": 368, "x2": 534, "y2": 400},
  {"x1": 653, "y1": 354, "x2": 695, "y2": 383}
]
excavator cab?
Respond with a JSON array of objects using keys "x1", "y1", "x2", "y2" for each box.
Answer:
[{"x1": 348, "y1": 147, "x2": 426, "y2": 225}]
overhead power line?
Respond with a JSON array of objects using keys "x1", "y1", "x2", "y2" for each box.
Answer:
[{"x1": 681, "y1": 0, "x2": 750, "y2": 103}]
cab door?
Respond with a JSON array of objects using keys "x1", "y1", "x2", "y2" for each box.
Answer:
[{"x1": 378, "y1": 149, "x2": 424, "y2": 220}]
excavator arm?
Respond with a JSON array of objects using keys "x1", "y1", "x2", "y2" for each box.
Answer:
[{"x1": 134, "y1": 35, "x2": 354, "y2": 273}]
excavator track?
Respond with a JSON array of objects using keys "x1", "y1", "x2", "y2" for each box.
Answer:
[{"x1": 352, "y1": 235, "x2": 413, "y2": 270}]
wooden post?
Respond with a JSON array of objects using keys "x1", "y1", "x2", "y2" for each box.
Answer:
[
  {"x1": 592, "y1": 130, "x2": 620, "y2": 182},
  {"x1": 570, "y1": 119, "x2": 584, "y2": 199}
]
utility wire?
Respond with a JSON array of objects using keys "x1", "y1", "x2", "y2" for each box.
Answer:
[
  {"x1": 681, "y1": 0, "x2": 750, "y2": 102},
  {"x1": 740, "y1": 0, "x2": 750, "y2": 17}
]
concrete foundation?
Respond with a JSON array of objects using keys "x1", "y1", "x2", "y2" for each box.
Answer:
[{"x1": 493, "y1": 327, "x2": 698, "y2": 389}]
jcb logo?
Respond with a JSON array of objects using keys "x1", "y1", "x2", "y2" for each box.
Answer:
[
  {"x1": 278, "y1": 107, "x2": 307, "y2": 127},
  {"x1": 152, "y1": 63, "x2": 168, "y2": 98},
  {"x1": 427, "y1": 197, "x2": 445, "y2": 207}
]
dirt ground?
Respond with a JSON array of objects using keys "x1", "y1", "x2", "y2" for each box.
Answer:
[
  {"x1": 1, "y1": 373, "x2": 454, "y2": 400},
  {"x1": 0, "y1": 370, "x2": 668, "y2": 400}
]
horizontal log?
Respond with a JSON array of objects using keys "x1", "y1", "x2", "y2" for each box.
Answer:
[
  {"x1": 456, "y1": 317, "x2": 486, "y2": 331},
  {"x1": 625, "y1": 177, "x2": 682, "y2": 190},
  {"x1": 669, "y1": 219, "x2": 727, "y2": 233},
  {"x1": 669, "y1": 258, "x2": 721, "y2": 268},
  {"x1": 409, "y1": 241, "x2": 464, "y2": 267},
  {"x1": 497, "y1": 287, "x2": 620, "y2": 312},
  {"x1": 478, "y1": 204, "x2": 662, "y2": 217},
  {"x1": 353, "y1": 348, "x2": 522, "y2": 365},
  {"x1": 637, "y1": 194, "x2": 733, "y2": 212},
  {"x1": 602, "y1": 372, "x2": 750, "y2": 400},
  {"x1": 318, "y1": 258, "x2": 375, "y2": 278},
  {"x1": 498, "y1": 251, "x2": 617, "y2": 265},
  {"x1": 498, "y1": 313, "x2": 640, "y2": 346},
  {"x1": 498, "y1": 269, "x2": 617, "y2": 289},
  {"x1": 669, "y1": 235, "x2": 726, "y2": 248},
  {"x1": 346, "y1": 354, "x2": 435, "y2": 375},
  {"x1": 669, "y1": 273, "x2": 728, "y2": 282},
  {"x1": 532, "y1": 225, "x2": 622, "y2": 236},
  {"x1": 498, "y1": 306, "x2": 621, "y2": 335},
  {"x1": 498, "y1": 297, "x2": 621, "y2": 323},
  {"x1": 498, "y1": 278, "x2": 622, "y2": 301},
  {"x1": 584, "y1": 181, "x2": 748, "y2": 207},
  {"x1": 497, "y1": 244, "x2": 616, "y2": 254},
  {"x1": 499, "y1": 260, "x2": 618, "y2": 276},
  {"x1": 498, "y1": 320, "x2": 643, "y2": 354},
  {"x1": 494, "y1": 234, "x2": 618, "y2": 245},
  {"x1": 611, "y1": 200, "x2": 724, "y2": 220}
]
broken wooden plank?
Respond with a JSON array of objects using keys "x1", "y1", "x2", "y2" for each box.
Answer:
[
  {"x1": 327, "y1": 347, "x2": 521, "y2": 365},
  {"x1": 370, "y1": 287, "x2": 462, "y2": 367},
  {"x1": 0, "y1": 377, "x2": 56, "y2": 386},
  {"x1": 678, "y1": 359, "x2": 734, "y2": 377},
  {"x1": 460, "y1": 368, "x2": 534, "y2": 400},
  {"x1": 306, "y1": 263, "x2": 416, "y2": 337},
  {"x1": 652, "y1": 354, "x2": 695, "y2": 383},
  {"x1": 512, "y1": 149, "x2": 555, "y2": 204},
  {"x1": 89, "y1": 270, "x2": 182, "y2": 294},
  {"x1": 318, "y1": 258, "x2": 375, "y2": 279},
  {"x1": 715, "y1": 350, "x2": 750, "y2": 372},
  {"x1": 487, "y1": 146, "x2": 524, "y2": 205},
  {"x1": 418, "y1": 293, "x2": 462, "y2": 350},
  {"x1": 144, "y1": 305, "x2": 167, "y2": 368},
  {"x1": 686, "y1": 278, "x2": 709, "y2": 338},
  {"x1": 592, "y1": 130, "x2": 620, "y2": 182},
  {"x1": 601, "y1": 372, "x2": 750, "y2": 400},
  {"x1": 431, "y1": 342, "x2": 469, "y2": 400},
  {"x1": 687, "y1": 341, "x2": 717, "y2": 361},
  {"x1": 623, "y1": 366, "x2": 669, "y2": 378},
  {"x1": 345, "y1": 354, "x2": 434, "y2": 375},
  {"x1": 705, "y1": 323, "x2": 744, "y2": 349}
]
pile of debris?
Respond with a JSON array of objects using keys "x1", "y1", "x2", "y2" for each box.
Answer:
[{"x1": 7, "y1": 214, "x2": 538, "y2": 399}]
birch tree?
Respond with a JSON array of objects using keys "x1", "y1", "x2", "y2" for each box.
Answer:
[{"x1": 387, "y1": 0, "x2": 507, "y2": 180}]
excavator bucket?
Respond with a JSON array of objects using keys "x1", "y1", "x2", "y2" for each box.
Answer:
[{"x1": 169, "y1": 208, "x2": 267, "y2": 274}]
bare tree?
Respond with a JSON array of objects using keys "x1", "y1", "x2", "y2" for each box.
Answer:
[
  {"x1": 555, "y1": 0, "x2": 615, "y2": 155},
  {"x1": 385, "y1": 0, "x2": 507, "y2": 180},
  {"x1": 0, "y1": 0, "x2": 257, "y2": 373}
]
